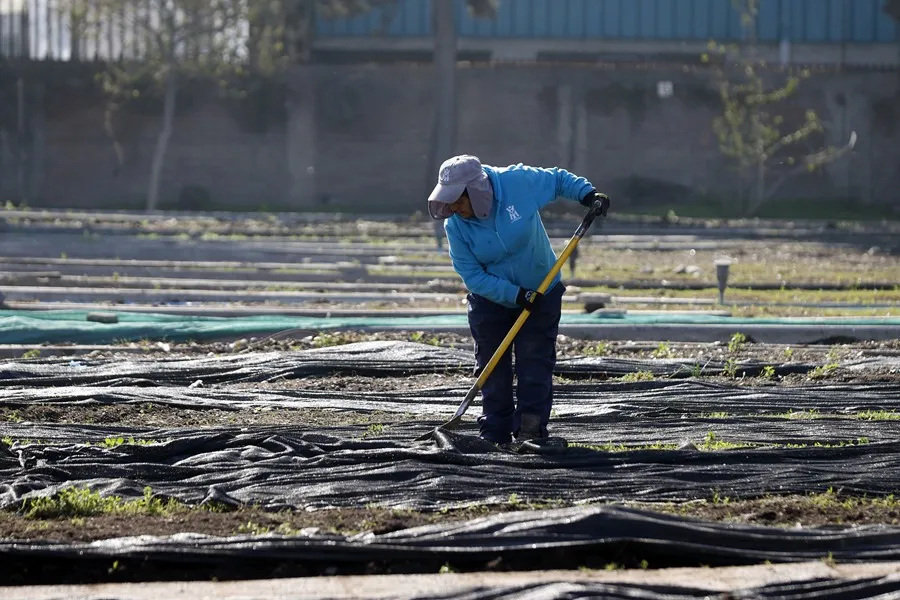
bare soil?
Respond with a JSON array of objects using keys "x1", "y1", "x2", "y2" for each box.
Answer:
[
  {"x1": 3, "y1": 335, "x2": 900, "y2": 584},
  {"x1": 0, "y1": 403, "x2": 407, "y2": 429},
  {"x1": 0, "y1": 504, "x2": 521, "y2": 542},
  {"x1": 3, "y1": 371, "x2": 899, "y2": 431},
  {"x1": 3, "y1": 337, "x2": 899, "y2": 429},
  {"x1": 1, "y1": 495, "x2": 896, "y2": 545},
  {"x1": 29, "y1": 331, "x2": 900, "y2": 364},
  {"x1": 2, "y1": 218, "x2": 900, "y2": 583}
]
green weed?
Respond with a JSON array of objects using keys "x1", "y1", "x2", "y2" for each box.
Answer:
[
  {"x1": 583, "y1": 342, "x2": 610, "y2": 356},
  {"x1": 809, "y1": 363, "x2": 839, "y2": 380},
  {"x1": 652, "y1": 342, "x2": 673, "y2": 358},
  {"x1": 363, "y1": 423, "x2": 385, "y2": 438},
  {"x1": 722, "y1": 358, "x2": 738, "y2": 378},
  {"x1": 90, "y1": 437, "x2": 164, "y2": 448},
  {"x1": 311, "y1": 332, "x2": 357, "y2": 348},
  {"x1": 237, "y1": 521, "x2": 302, "y2": 536},
  {"x1": 855, "y1": 410, "x2": 900, "y2": 421},
  {"x1": 698, "y1": 431, "x2": 753, "y2": 451},
  {"x1": 778, "y1": 409, "x2": 821, "y2": 420},
  {"x1": 23, "y1": 486, "x2": 184, "y2": 519},
  {"x1": 574, "y1": 441, "x2": 678, "y2": 452},
  {"x1": 409, "y1": 331, "x2": 441, "y2": 346},
  {"x1": 620, "y1": 370, "x2": 654, "y2": 382},
  {"x1": 728, "y1": 332, "x2": 748, "y2": 353}
]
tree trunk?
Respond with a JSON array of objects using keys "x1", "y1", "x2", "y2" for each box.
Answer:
[
  {"x1": 428, "y1": 0, "x2": 458, "y2": 246},
  {"x1": 147, "y1": 67, "x2": 177, "y2": 212},
  {"x1": 746, "y1": 161, "x2": 766, "y2": 215},
  {"x1": 16, "y1": 78, "x2": 29, "y2": 205},
  {"x1": 733, "y1": 166, "x2": 749, "y2": 214},
  {"x1": 432, "y1": 0, "x2": 458, "y2": 165}
]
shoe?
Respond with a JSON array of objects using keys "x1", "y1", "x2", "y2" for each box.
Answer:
[
  {"x1": 515, "y1": 413, "x2": 545, "y2": 442},
  {"x1": 479, "y1": 433, "x2": 511, "y2": 445},
  {"x1": 477, "y1": 435, "x2": 511, "y2": 452}
]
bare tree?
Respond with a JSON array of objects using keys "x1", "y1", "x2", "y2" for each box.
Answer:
[
  {"x1": 428, "y1": 0, "x2": 498, "y2": 247},
  {"x1": 428, "y1": 0, "x2": 498, "y2": 172},
  {"x1": 431, "y1": 0, "x2": 458, "y2": 187},
  {"x1": 63, "y1": 0, "x2": 275, "y2": 211},
  {"x1": 65, "y1": 0, "x2": 498, "y2": 212}
]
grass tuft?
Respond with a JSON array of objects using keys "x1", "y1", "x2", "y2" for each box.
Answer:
[{"x1": 22, "y1": 487, "x2": 186, "y2": 519}]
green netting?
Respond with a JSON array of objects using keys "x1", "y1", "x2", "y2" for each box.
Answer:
[{"x1": 2, "y1": 309, "x2": 900, "y2": 345}]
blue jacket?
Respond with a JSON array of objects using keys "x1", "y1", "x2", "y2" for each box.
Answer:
[{"x1": 444, "y1": 163, "x2": 595, "y2": 308}]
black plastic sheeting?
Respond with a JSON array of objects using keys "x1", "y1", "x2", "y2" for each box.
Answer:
[
  {"x1": 421, "y1": 576, "x2": 900, "y2": 600},
  {"x1": 3, "y1": 505, "x2": 900, "y2": 566},
  {"x1": 3, "y1": 378, "x2": 900, "y2": 414},
  {"x1": 3, "y1": 345, "x2": 900, "y2": 588},
  {"x1": 2, "y1": 338, "x2": 900, "y2": 508},
  {"x1": 3, "y1": 428, "x2": 900, "y2": 511},
  {"x1": 0, "y1": 341, "x2": 851, "y2": 387},
  {"x1": 2, "y1": 380, "x2": 900, "y2": 444},
  {"x1": 3, "y1": 412, "x2": 898, "y2": 448}
]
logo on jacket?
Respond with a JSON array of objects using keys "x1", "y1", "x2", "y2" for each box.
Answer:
[{"x1": 506, "y1": 205, "x2": 521, "y2": 223}]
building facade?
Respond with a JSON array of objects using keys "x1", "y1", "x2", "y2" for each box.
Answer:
[{"x1": 314, "y1": 0, "x2": 900, "y2": 66}]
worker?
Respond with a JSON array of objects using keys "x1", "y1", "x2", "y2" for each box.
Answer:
[{"x1": 427, "y1": 154, "x2": 609, "y2": 446}]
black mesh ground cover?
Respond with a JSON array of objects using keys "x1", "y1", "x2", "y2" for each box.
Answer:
[
  {"x1": 419, "y1": 576, "x2": 900, "y2": 600},
  {"x1": 3, "y1": 428, "x2": 900, "y2": 511},
  {"x1": 3, "y1": 505, "x2": 900, "y2": 567},
  {"x1": 2, "y1": 379, "x2": 899, "y2": 419},
  {"x1": 3, "y1": 576, "x2": 900, "y2": 600},
  {"x1": 3, "y1": 341, "x2": 900, "y2": 585},
  {"x1": 3, "y1": 415, "x2": 897, "y2": 447},
  {"x1": 3, "y1": 346, "x2": 900, "y2": 509},
  {"x1": 4, "y1": 487, "x2": 900, "y2": 589},
  {"x1": 0, "y1": 341, "x2": 847, "y2": 387}
]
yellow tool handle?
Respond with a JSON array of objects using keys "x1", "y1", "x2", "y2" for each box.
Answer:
[
  {"x1": 470, "y1": 233, "x2": 584, "y2": 393},
  {"x1": 424, "y1": 205, "x2": 605, "y2": 432}
]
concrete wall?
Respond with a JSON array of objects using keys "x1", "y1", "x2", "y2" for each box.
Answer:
[
  {"x1": 314, "y1": 38, "x2": 900, "y2": 68},
  {"x1": 2, "y1": 62, "x2": 898, "y2": 213},
  {"x1": 301, "y1": 63, "x2": 900, "y2": 213},
  {"x1": 19, "y1": 85, "x2": 290, "y2": 210}
]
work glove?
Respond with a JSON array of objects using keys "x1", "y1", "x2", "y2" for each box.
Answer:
[
  {"x1": 515, "y1": 288, "x2": 543, "y2": 311},
  {"x1": 580, "y1": 190, "x2": 610, "y2": 217}
]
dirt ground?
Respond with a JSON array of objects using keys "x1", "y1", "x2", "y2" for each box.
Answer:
[
  {"x1": 3, "y1": 334, "x2": 900, "y2": 431},
  {"x1": 1, "y1": 372, "x2": 898, "y2": 431},
  {"x1": 3, "y1": 333, "x2": 900, "y2": 581},
  {"x1": 0, "y1": 402, "x2": 411, "y2": 428},
  {"x1": 28, "y1": 330, "x2": 900, "y2": 363},
  {"x1": 2, "y1": 214, "x2": 900, "y2": 583},
  {"x1": 1, "y1": 494, "x2": 897, "y2": 545},
  {"x1": 3, "y1": 334, "x2": 900, "y2": 427}
]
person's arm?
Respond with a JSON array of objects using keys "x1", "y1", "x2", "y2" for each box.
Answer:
[
  {"x1": 505, "y1": 164, "x2": 595, "y2": 209},
  {"x1": 445, "y1": 220, "x2": 519, "y2": 306}
]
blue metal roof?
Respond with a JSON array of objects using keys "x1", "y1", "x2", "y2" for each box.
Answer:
[{"x1": 315, "y1": 0, "x2": 899, "y2": 43}]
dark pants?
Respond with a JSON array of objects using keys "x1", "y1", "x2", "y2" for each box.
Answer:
[{"x1": 467, "y1": 283, "x2": 565, "y2": 444}]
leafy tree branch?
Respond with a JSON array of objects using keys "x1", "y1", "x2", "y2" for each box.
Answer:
[
  {"x1": 704, "y1": 0, "x2": 856, "y2": 214},
  {"x1": 63, "y1": 0, "x2": 499, "y2": 211}
]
